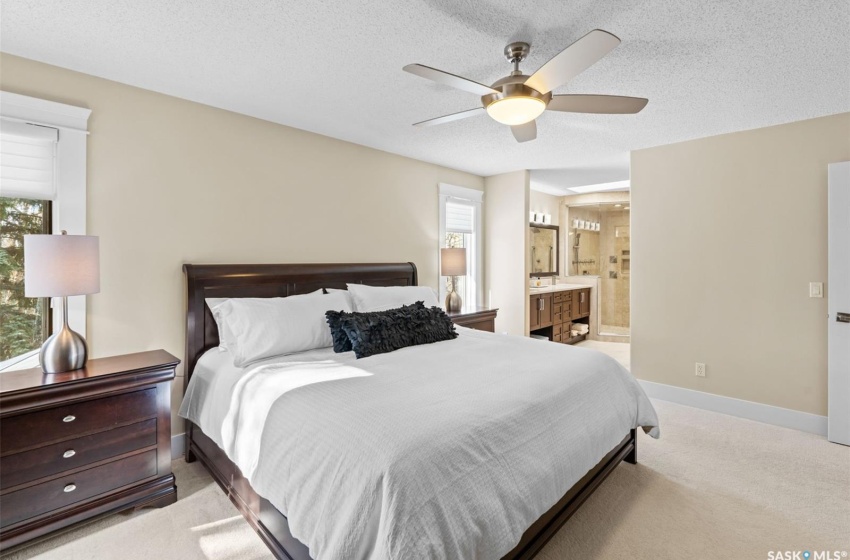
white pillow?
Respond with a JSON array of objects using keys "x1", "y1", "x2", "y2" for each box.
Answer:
[
  {"x1": 206, "y1": 298, "x2": 236, "y2": 353},
  {"x1": 207, "y1": 292, "x2": 325, "y2": 353},
  {"x1": 323, "y1": 288, "x2": 354, "y2": 308},
  {"x1": 346, "y1": 283, "x2": 439, "y2": 312},
  {"x1": 207, "y1": 290, "x2": 342, "y2": 364}
]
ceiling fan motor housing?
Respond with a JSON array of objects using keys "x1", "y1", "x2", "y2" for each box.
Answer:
[
  {"x1": 481, "y1": 76, "x2": 552, "y2": 111},
  {"x1": 504, "y1": 41, "x2": 531, "y2": 63}
]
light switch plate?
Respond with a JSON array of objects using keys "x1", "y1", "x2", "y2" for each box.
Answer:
[{"x1": 809, "y1": 282, "x2": 823, "y2": 298}]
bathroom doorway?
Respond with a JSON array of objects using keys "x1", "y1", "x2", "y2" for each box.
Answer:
[{"x1": 565, "y1": 201, "x2": 630, "y2": 338}]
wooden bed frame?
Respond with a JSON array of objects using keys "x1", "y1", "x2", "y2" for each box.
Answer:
[{"x1": 183, "y1": 262, "x2": 637, "y2": 560}]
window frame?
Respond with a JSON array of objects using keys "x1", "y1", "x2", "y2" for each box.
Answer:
[
  {"x1": 1, "y1": 92, "x2": 91, "y2": 370},
  {"x1": 438, "y1": 183, "x2": 484, "y2": 308}
]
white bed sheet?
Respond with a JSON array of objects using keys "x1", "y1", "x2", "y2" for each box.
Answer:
[{"x1": 180, "y1": 328, "x2": 658, "y2": 560}]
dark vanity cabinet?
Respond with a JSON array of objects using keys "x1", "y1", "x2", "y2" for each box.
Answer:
[
  {"x1": 530, "y1": 287, "x2": 591, "y2": 345},
  {"x1": 572, "y1": 288, "x2": 590, "y2": 319},
  {"x1": 529, "y1": 293, "x2": 553, "y2": 330}
]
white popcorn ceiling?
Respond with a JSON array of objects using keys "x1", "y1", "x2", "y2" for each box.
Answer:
[{"x1": 2, "y1": 0, "x2": 848, "y2": 194}]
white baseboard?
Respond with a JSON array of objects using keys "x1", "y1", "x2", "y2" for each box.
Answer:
[
  {"x1": 171, "y1": 433, "x2": 186, "y2": 458},
  {"x1": 638, "y1": 380, "x2": 828, "y2": 436}
]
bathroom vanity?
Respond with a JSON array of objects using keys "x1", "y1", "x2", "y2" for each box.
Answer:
[{"x1": 529, "y1": 285, "x2": 591, "y2": 344}]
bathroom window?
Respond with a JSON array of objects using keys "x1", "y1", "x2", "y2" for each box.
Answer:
[{"x1": 438, "y1": 184, "x2": 483, "y2": 308}]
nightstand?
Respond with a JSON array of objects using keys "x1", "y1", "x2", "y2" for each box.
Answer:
[
  {"x1": 446, "y1": 306, "x2": 499, "y2": 332},
  {"x1": 0, "y1": 350, "x2": 179, "y2": 551}
]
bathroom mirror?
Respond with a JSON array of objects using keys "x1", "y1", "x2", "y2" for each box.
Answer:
[{"x1": 530, "y1": 224, "x2": 559, "y2": 277}]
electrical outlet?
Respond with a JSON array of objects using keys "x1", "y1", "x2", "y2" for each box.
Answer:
[{"x1": 695, "y1": 362, "x2": 706, "y2": 377}]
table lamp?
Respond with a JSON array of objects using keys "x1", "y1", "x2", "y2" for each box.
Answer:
[
  {"x1": 440, "y1": 247, "x2": 467, "y2": 312},
  {"x1": 24, "y1": 231, "x2": 100, "y2": 374}
]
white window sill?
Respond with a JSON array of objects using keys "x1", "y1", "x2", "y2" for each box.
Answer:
[{"x1": 0, "y1": 349, "x2": 40, "y2": 372}]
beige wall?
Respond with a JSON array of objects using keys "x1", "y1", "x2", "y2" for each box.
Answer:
[
  {"x1": 0, "y1": 54, "x2": 484, "y2": 435},
  {"x1": 485, "y1": 170, "x2": 530, "y2": 336},
  {"x1": 529, "y1": 190, "x2": 560, "y2": 225},
  {"x1": 632, "y1": 112, "x2": 850, "y2": 416}
]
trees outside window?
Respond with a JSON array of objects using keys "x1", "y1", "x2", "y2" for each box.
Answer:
[{"x1": 1, "y1": 197, "x2": 51, "y2": 362}]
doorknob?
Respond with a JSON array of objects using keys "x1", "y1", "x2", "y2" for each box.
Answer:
[{"x1": 837, "y1": 312, "x2": 850, "y2": 323}]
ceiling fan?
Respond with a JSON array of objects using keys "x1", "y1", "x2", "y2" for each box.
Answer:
[{"x1": 403, "y1": 29, "x2": 648, "y2": 143}]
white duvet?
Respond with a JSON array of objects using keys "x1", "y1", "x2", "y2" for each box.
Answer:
[{"x1": 180, "y1": 327, "x2": 659, "y2": 560}]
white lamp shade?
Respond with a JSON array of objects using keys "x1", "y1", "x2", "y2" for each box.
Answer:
[
  {"x1": 440, "y1": 248, "x2": 467, "y2": 277},
  {"x1": 24, "y1": 234, "x2": 100, "y2": 297}
]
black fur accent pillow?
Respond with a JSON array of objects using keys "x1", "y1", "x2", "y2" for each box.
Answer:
[
  {"x1": 325, "y1": 308, "x2": 354, "y2": 353},
  {"x1": 327, "y1": 302, "x2": 457, "y2": 359}
]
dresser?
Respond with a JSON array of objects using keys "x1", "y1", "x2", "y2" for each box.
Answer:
[
  {"x1": 0, "y1": 350, "x2": 179, "y2": 551},
  {"x1": 446, "y1": 306, "x2": 499, "y2": 332}
]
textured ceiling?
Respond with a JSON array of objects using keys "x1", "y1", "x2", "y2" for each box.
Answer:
[{"x1": 2, "y1": 1, "x2": 849, "y2": 194}]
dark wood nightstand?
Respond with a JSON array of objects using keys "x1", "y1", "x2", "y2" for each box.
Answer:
[
  {"x1": 0, "y1": 350, "x2": 179, "y2": 551},
  {"x1": 446, "y1": 306, "x2": 499, "y2": 332}
]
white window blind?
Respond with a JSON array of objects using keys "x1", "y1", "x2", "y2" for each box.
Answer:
[
  {"x1": 446, "y1": 200, "x2": 475, "y2": 234},
  {"x1": 0, "y1": 119, "x2": 58, "y2": 200}
]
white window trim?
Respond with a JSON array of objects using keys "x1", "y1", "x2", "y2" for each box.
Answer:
[
  {"x1": 438, "y1": 183, "x2": 484, "y2": 307},
  {"x1": 1, "y1": 91, "x2": 91, "y2": 338}
]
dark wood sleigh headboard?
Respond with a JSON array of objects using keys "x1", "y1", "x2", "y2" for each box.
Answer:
[{"x1": 183, "y1": 262, "x2": 418, "y2": 387}]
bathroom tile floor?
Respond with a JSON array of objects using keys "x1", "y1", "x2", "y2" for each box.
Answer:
[{"x1": 575, "y1": 340, "x2": 630, "y2": 370}]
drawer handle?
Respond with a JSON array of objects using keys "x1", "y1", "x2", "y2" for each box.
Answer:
[
  {"x1": 63, "y1": 449, "x2": 76, "y2": 459},
  {"x1": 64, "y1": 483, "x2": 77, "y2": 493},
  {"x1": 62, "y1": 415, "x2": 76, "y2": 423}
]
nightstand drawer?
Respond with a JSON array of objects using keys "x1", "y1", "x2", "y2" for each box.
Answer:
[
  {"x1": 0, "y1": 419, "x2": 157, "y2": 491},
  {"x1": 460, "y1": 318, "x2": 495, "y2": 332},
  {"x1": 1, "y1": 388, "x2": 157, "y2": 455},
  {"x1": 0, "y1": 449, "x2": 157, "y2": 528}
]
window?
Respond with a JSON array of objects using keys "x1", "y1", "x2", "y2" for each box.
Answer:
[
  {"x1": 1, "y1": 198, "x2": 52, "y2": 364},
  {"x1": 439, "y1": 184, "x2": 483, "y2": 308},
  {"x1": 0, "y1": 92, "x2": 91, "y2": 371}
]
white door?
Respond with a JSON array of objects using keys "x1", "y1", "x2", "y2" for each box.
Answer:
[{"x1": 828, "y1": 161, "x2": 850, "y2": 446}]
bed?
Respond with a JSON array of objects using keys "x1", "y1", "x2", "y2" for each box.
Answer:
[{"x1": 180, "y1": 262, "x2": 658, "y2": 560}]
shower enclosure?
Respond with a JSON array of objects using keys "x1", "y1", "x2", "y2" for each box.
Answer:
[{"x1": 566, "y1": 202, "x2": 630, "y2": 337}]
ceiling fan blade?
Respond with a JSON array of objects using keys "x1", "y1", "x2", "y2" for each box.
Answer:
[
  {"x1": 413, "y1": 107, "x2": 486, "y2": 128},
  {"x1": 547, "y1": 94, "x2": 648, "y2": 114},
  {"x1": 403, "y1": 64, "x2": 498, "y2": 96},
  {"x1": 525, "y1": 30, "x2": 621, "y2": 94},
  {"x1": 511, "y1": 120, "x2": 537, "y2": 143}
]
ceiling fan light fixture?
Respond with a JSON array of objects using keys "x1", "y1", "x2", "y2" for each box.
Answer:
[{"x1": 485, "y1": 96, "x2": 546, "y2": 126}]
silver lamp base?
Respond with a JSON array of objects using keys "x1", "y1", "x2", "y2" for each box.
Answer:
[
  {"x1": 40, "y1": 296, "x2": 88, "y2": 374},
  {"x1": 445, "y1": 285, "x2": 463, "y2": 313}
]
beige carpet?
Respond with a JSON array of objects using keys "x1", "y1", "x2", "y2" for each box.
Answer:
[{"x1": 4, "y1": 400, "x2": 849, "y2": 560}]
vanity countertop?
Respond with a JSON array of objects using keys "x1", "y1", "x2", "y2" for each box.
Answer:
[{"x1": 528, "y1": 283, "x2": 589, "y2": 294}]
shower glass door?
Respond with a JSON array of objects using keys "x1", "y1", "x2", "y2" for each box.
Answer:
[{"x1": 567, "y1": 202, "x2": 630, "y2": 337}]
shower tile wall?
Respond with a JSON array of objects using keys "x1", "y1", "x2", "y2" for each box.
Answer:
[
  {"x1": 568, "y1": 207, "x2": 601, "y2": 276},
  {"x1": 564, "y1": 202, "x2": 631, "y2": 336},
  {"x1": 599, "y1": 208, "x2": 630, "y2": 331}
]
